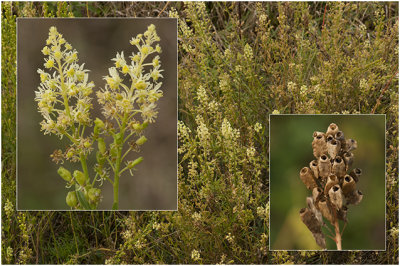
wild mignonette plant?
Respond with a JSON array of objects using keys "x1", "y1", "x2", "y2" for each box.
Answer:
[
  {"x1": 299, "y1": 123, "x2": 363, "y2": 250},
  {"x1": 35, "y1": 25, "x2": 163, "y2": 210}
]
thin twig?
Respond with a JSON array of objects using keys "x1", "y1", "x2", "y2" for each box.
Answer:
[
  {"x1": 322, "y1": 3, "x2": 328, "y2": 29},
  {"x1": 371, "y1": 67, "x2": 398, "y2": 113},
  {"x1": 157, "y1": 2, "x2": 169, "y2": 17}
]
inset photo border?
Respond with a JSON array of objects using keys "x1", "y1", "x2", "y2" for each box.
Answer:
[
  {"x1": 269, "y1": 114, "x2": 386, "y2": 250},
  {"x1": 17, "y1": 18, "x2": 178, "y2": 211}
]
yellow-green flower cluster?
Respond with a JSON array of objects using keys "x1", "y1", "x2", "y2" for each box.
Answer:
[
  {"x1": 97, "y1": 24, "x2": 163, "y2": 123},
  {"x1": 35, "y1": 26, "x2": 94, "y2": 137}
]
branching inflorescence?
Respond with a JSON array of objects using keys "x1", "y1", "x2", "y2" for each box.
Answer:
[
  {"x1": 35, "y1": 25, "x2": 163, "y2": 210},
  {"x1": 299, "y1": 123, "x2": 363, "y2": 250}
]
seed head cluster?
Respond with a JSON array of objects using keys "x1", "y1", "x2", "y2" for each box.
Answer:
[{"x1": 299, "y1": 123, "x2": 363, "y2": 249}]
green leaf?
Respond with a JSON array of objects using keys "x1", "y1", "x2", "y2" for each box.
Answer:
[{"x1": 76, "y1": 190, "x2": 92, "y2": 210}]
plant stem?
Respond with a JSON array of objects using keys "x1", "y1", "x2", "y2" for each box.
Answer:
[
  {"x1": 80, "y1": 153, "x2": 89, "y2": 182},
  {"x1": 334, "y1": 218, "x2": 342, "y2": 250},
  {"x1": 112, "y1": 114, "x2": 128, "y2": 210}
]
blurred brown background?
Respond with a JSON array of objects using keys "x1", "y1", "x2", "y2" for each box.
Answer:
[{"x1": 17, "y1": 18, "x2": 177, "y2": 210}]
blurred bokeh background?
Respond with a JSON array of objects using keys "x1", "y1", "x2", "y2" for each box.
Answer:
[
  {"x1": 17, "y1": 18, "x2": 177, "y2": 210},
  {"x1": 270, "y1": 115, "x2": 385, "y2": 250}
]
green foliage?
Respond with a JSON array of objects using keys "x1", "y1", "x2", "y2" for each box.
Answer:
[{"x1": 1, "y1": 1, "x2": 398, "y2": 264}]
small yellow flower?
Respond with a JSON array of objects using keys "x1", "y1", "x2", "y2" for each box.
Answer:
[
  {"x1": 272, "y1": 109, "x2": 280, "y2": 114},
  {"x1": 44, "y1": 59, "x2": 54, "y2": 69}
]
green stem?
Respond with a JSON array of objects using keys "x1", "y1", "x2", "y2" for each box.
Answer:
[
  {"x1": 112, "y1": 114, "x2": 128, "y2": 210},
  {"x1": 80, "y1": 153, "x2": 89, "y2": 182}
]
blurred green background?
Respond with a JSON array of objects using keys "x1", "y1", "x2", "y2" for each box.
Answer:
[
  {"x1": 17, "y1": 18, "x2": 177, "y2": 210},
  {"x1": 270, "y1": 115, "x2": 385, "y2": 250}
]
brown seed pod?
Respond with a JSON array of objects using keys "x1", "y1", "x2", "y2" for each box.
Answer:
[
  {"x1": 312, "y1": 131, "x2": 327, "y2": 158},
  {"x1": 324, "y1": 174, "x2": 339, "y2": 194},
  {"x1": 332, "y1": 156, "x2": 346, "y2": 178},
  {"x1": 318, "y1": 198, "x2": 334, "y2": 224},
  {"x1": 300, "y1": 167, "x2": 317, "y2": 190},
  {"x1": 307, "y1": 197, "x2": 323, "y2": 226},
  {"x1": 329, "y1": 185, "x2": 344, "y2": 211},
  {"x1": 346, "y1": 190, "x2": 363, "y2": 205},
  {"x1": 326, "y1": 123, "x2": 339, "y2": 137},
  {"x1": 309, "y1": 160, "x2": 319, "y2": 179},
  {"x1": 318, "y1": 154, "x2": 331, "y2": 179},
  {"x1": 345, "y1": 139, "x2": 358, "y2": 152},
  {"x1": 343, "y1": 152, "x2": 354, "y2": 169},
  {"x1": 299, "y1": 208, "x2": 326, "y2": 249},
  {"x1": 335, "y1": 130, "x2": 346, "y2": 149},
  {"x1": 312, "y1": 187, "x2": 323, "y2": 203},
  {"x1": 327, "y1": 139, "x2": 341, "y2": 159},
  {"x1": 326, "y1": 134, "x2": 334, "y2": 143},
  {"x1": 349, "y1": 168, "x2": 362, "y2": 182},
  {"x1": 342, "y1": 175, "x2": 356, "y2": 196}
]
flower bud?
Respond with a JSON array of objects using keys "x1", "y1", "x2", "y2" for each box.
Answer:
[
  {"x1": 113, "y1": 133, "x2": 123, "y2": 145},
  {"x1": 332, "y1": 156, "x2": 346, "y2": 178},
  {"x1": 88, "y1": 188, "x2": 101, "y2": 202},
  {"x1": 98, "y1": 138, "x2": 106, "y2": 154},
  {"x1": 128, "y1": 157, "x2": 144, "y2": 169},
  {"x1": 299, "y1": 167, "x2": 317, "y2": 190},
  {"x1": 94, "y1": 118, "x2": 105, "y2": 129},
  {"x1": 84, "y1": 141, "x2": 91, "y2": 148},
  {"x1": 342, "y1": 175, "x2": 356, "y2": 196},
  {"x1": 57, "y1": 166, "x2": 72, "y2": 182},
  {"x1": 326, "y1": 123, "x2": 339, "y2": 137},
  {"x1": 66, "y1": 191, "x2": 78, "y2": 207},
  {"x1": 136, "y1": 135, "x2": 147, "y2": 146},
  {"x1": 73, "y1": 170, "x2": 87, "y2": 186},
  {"x1": 318, "y1": 154, "x2": 331, "y2": 179}
]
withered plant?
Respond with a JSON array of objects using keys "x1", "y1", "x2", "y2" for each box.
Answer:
[{"x1": 299, "y1": 123, "x2": 363, "y2": 250}]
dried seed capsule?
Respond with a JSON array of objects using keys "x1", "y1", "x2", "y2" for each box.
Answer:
[
  {"x1": 309, "y1": 160, "x2": 319, "y2": 179},
  {"x1": 335, "y1": 130, "x2": 345, "y2": 148},
  {"x1": 337, "y1": 206, "x2": 348, "y2": 222},
  {"x1": 326, "y1": 123, "x2": 339, "y2": 137},
  {"x1": 318, "y1": 199, "x2": 334, "y2": 224},
  {"x1": 342, "y1": 175, "x2": 356, "y2": 196},
  {"x1": 349, "y1": 168, "x2": 362, "y2": 182},
  {"x1": 343, "y1": 152, "x2": 354, "y2": 168},
  {"x1": 66, "y1": 191, "x2": 78, "y2": 207},
  {"x1": 326, "y1": 134, "x2": 334, "y2": 143},
  {"x1": 329, "y1": 185, "x2": 343, "y2": 211},
  {"x1": 332, "y1": 156, "x2": 346, "y2": 178},
  {"x1": 345, "y1": 139, "x2": 358, "y2": 152},
  {"x1": 346, "y1": 190, "x2": 363, "y2": 205},
  {"x1": 312, "y1": 187, "x2": 323, "y2": 203},
  {"x1": 318, "y1": 154, "x2": 331, "y2": 179},
  {"x1": 324, "y1": 174, "x2": 339, "y2": 195},
  {"x1": 299, "y1": 208, "x2": 326, "y2": 249},
  {"x1": 327, "y1": 139, "x2": 340, "y2": 159},
  {"x1": 300, "y1": 167, "x2": 317, "y2": 190},
  {"x1": 312, "y1": 131, "x2": 327, "y2": 158},
  {"x1": 307, "y1": 197, "x2": 323, "y2": 226}
]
